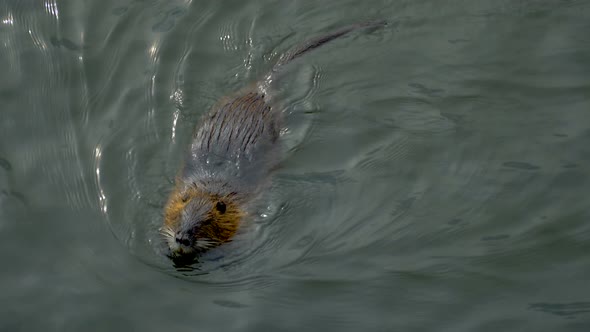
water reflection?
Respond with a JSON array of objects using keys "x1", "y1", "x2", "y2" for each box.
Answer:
[{"x1": 94, "y1": 144, "x2": 107, "y2": 214}]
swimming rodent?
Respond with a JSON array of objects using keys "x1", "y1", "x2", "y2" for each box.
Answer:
[{"x1": 161, "y1": 20, "x2": 386, "y2": 264}]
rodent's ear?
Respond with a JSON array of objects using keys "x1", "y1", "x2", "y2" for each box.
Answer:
[{"x1": 215, "y1": 201, "x2": 226, "y2": 214}]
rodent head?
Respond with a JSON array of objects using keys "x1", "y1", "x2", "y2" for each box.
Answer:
[{"x1": 161, "y1": 186, "x2": 243, "y2": 262}]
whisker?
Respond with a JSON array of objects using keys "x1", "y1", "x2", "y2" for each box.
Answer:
[
  {"x1": 196, "y1": 238, "x2": 218, "y2": 249},
  {"x1": 158, "y1": 226, "x2": 175, "y2": 239}
]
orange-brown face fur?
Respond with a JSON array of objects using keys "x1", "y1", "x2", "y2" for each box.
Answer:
[{"x1": 161, "y1": 184, "x2": 244, "y2": 260}]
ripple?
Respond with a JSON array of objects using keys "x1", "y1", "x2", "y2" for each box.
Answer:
[
  {"x1": 111, "y1": 6, "x2": 128, "y2": 16},
  {"x1": 481, "y1": 234, "x2": 510, "y2": 241},
  {"x1": 152, "y1": 7, "x2": 186, "y2": 33},
  {"x1": 529, "y1": 302, "x2": 590, "y2": 318},
  {"x1": 390, "y1": 98, "x2": 456, "y2": 134},
  {"x1": 218, "y1": 21, "x2": 240, "y2": 52},
  {"x1": 94, "y1": 144, "x2": 108, "y2": 215},
  {"x1": 502, "y1": 161, "x2": 541, "y2": 171},
  {"x1": 278, "y1": 65, "x2": 324, "y2": 153},
  {"x1": 169, "y1": 6, "x2": 215, "y2": 139},
  {"x1": 350, "y1": 130, "x2": 410, "y2": 173},
  {"x1": 0, "y1": 157, "x2": 11, "y2": 171}
]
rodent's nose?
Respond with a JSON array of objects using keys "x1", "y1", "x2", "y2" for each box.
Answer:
[{"x1": 175, "y1": 234, "x2": 191, "y2": 247}]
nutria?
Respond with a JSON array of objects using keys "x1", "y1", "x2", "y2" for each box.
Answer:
[{"x1": 161, "y1": 20, "x2": 386, "y2": 263}]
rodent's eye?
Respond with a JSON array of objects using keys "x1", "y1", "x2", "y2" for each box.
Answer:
[
  {"x1": 216, "y1": 201, "x2": 226, "y2": 214},
  {"x1": 181, "y1": 193, "x2": 190, "y2": 203}
]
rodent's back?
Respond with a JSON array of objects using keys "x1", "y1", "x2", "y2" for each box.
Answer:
[
  {"x1": 180, "y1": 91, "x2": 281, "y2": 199},
  {"x1": 192, "y1": 92, "x2": 279, "y2": 158}
]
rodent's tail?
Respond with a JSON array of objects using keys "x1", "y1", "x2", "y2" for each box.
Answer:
[
  {"x1": 259, "y1": 20, "x2": 387, "y2": 91},
  {"x1": 273, "y1": 20, "x2": 387, "y2": 70}
]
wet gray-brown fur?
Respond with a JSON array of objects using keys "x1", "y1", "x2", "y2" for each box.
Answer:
[{"x1": 182, "y1": 91, "x2": 281, "y2": 205}]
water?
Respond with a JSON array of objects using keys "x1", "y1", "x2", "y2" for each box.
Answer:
[{"x1": 1, "y1": 0, "x2": 589, "y2": 330}]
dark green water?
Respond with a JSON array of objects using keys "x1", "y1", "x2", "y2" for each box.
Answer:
[{"x1": 1, "y1": 0, "x2": 590, "y2": 330}]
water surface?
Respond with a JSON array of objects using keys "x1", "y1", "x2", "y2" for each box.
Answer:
[{"x1": 1, "y1": 0, "x2": 590, "y2": 331}]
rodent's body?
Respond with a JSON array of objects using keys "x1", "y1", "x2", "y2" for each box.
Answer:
[
  {"x1": 162, "y1": 21, "x2": 386, "y2": 264},
  {"x1": 162, "y1": 92, "x2": 279, "y2": 260}
]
